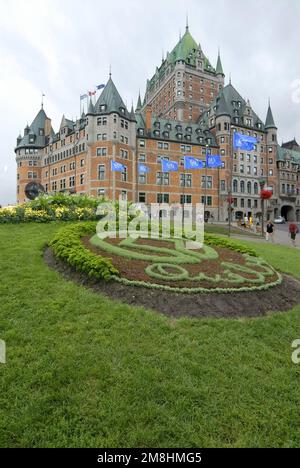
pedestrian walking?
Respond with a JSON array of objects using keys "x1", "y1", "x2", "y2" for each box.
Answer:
[
  {"x1": 266, "y1": 220, "x2": 275, "y2": 242},
  {"x1": 289, "y1": 221, "x2": 299, "y2": 247}
]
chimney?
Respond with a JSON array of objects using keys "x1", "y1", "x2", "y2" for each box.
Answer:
[
  {"x1": 44, "y1": 117, "x2": 52, "y2": 137},
  {"x1": 145, "y1": 105, "x2": 152, "y2": 133}
]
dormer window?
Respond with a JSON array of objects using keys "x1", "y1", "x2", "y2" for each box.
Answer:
[
  {"x1": 154, "y1": 130, "x2": 160, "y2": 137},
  {"x1": 138, "y1": 128, "x2": 144, "y2": 136},
  {"x1": 120, "y1": 107, "x2": 125, "y2": 114},
  {"x1": 165, "y1": 123, "x2": 171, "y2": 130},
  {"x1": 39, "y1": 129, "x2": 44, "y2": 136},
  {"x1": 185, "y1": 135, "x2": 191, "y2": 141},
  {"x1": 154, "y1": 121, "x2": 160, "y2": 129},
  {"x1": 29, "y1": 135, "x2": 35, "y2": 143},
  {"x1": 177, "y1": 133, "x2": 183, "y2": 140},
  {"x1": 100, "y1": 105, "x2": 106, "y2": 111},
  {"x1": 186, "y1": 127, "x2": 192, "y2": 133}
]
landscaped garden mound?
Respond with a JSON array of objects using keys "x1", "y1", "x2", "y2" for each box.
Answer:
[
  {"x1": 44, "y1": 222, "x2": 300, "y2": 318},
  {"x1": 87, "y1": 235, "x2": 281, "y2": 293}
]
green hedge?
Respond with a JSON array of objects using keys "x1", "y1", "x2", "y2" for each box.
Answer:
[
  {"x1": 49, "y1": 222, "x2": 119, "y2": 280},
  {"x1": 204, "y1": 233, "x2": 258, "y2": 257}
]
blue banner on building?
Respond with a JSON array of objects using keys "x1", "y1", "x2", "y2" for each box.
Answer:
[
  {"x1": 111, "y1": 160, "x2": 126, "y2": 172},
  {"x1": 206, "y1": 154, "x2": 222, "y2": 168},
  {"x1": 233, "y1": 132, "x2": 257, "y2": 151},
  {"x1": 161, "y1": 159, "x2": 178, "y2": 172},
  {"x1": 184, "y1": 156, "x2": 204, "y2": 170}
]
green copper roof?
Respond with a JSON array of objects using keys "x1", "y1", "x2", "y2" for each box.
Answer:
[
  {"x1": 277, "y1": 145, "x2": 300, "y2": 164},
  {"x1": 265, "y1": 103, "x2": 277, "y2": 129},
  {"x1": 16, "y1": 107, "x2": 50, "y2": 150}
]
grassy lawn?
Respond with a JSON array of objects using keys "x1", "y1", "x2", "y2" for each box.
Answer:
[
  {"x1": 204, "y1": 223, "x2": 258, "y2": 237},
  {"x1": 0, "y1": 222, "x2": 300, "y2": 448}
]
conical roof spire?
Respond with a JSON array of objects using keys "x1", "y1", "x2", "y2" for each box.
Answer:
[
  {"x1": 216, "y1": 91, "x2": 231, "y2": 118},
  {"x1": 265, "y1": 101, "x2": 277, "y2": 129},
  {"x1": 136, "y1": 92, "x2": 142, "y2": 111},
  {"x1": 216, "y1": 49, "x2": 224, "y2": 76},
  {"x1": 87, "y1": 99, "x2": 95, "y2": 115}
]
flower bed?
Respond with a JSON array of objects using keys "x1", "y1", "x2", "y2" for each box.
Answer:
[{"x1": 48, "y1": 223, "x2": 282, "y2": 294}]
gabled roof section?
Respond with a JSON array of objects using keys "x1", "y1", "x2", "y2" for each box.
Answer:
[
  {"x1": 16, "y1": 107, "x2": 53, "y2": 150},
  {"x1": 282, "y1": 138, "x2": 300, "y2": 151},
  {"x1": 94, "y1": 77, "x2": 132, "y2": 120},
  {"x1": 136, "y1": 114, "x2": 218, "y2": 147},
  {"x1": 199, "y1": 82, "x2": 265, "y2": 130}
]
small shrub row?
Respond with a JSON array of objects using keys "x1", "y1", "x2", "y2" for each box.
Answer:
[
  {"x1": 204, "y1": 234, "x2": 258, "y2": 257},
  {"x1": 49, "y1": 222, "x2": 119, "y2": 280}
]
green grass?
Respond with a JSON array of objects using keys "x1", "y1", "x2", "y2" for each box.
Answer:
[
  {"x1": 205, "y1": 223, "x2": 258, "y2": 237},
  {"x1": 0, "y1": 222, "x2": 300, "y2": 448}
]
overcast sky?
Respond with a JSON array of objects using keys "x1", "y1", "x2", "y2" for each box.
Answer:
[{"x1": 1, "y1": 0, "x2": 300, "y2": 205}]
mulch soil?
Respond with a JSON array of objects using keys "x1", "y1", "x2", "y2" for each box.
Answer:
[{"x1": 44, "y1": 246, "x2": 300, "y2": 319}]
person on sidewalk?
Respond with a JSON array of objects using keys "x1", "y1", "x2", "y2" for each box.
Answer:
[
  {"x1": 289, "y1": 221, "x2": 299, "y2": 247},
  {"x1": 266, "y1": 220, "x2": 275, "y2": 242}
]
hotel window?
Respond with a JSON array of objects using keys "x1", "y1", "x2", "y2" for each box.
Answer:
[
  {"x1": 80, "y1": 174, "x2": 84, "y2": 185},
  {"x1": 120, "y1": 149, "x2": 128, "y2": 159},
  {"x1": 121, "y1": 190, "x2": 127, "y2": 200},
  {"x1": 121, "y1": 166, "x2": 127, "y2": 182},
  {"x1": 139, "y1": 140, "x2": 145, "y2": 148},
  {"x1": 80, "y1": 159, "x2": 84, "y2": 167},
  {"x1": 254, "y1": 167, "x2": 258, "y2": 175},
  {"x1": 113, "y1": 115, "x2": 117, "y2": 123},
  {"x1": 69, "y1": 176, "x2": 75, "y2": 187},
  {"x1": 52, "y1": 181, "x2": 57, "y2": 191},
  {"x1": 139, "y1": 174, "x2": 146, "y2": 184},
  {"x1": 269, "y1": 169, "x2": 273, "y2": 176},
  {"x1": 180, "y1": 194, "x2": 192, "y2": 204},
  {"x1": 98, "y1": 188, "x2": 106, "y2": 197},
  {"x1": 60, "y1": 179, "x2": 66, "y2": 190},
  {"x1": 138, "y1": 154, "x2": 146, "y2": 162},
  {"x1": 157, "y1": 193, "x2": 169, "y2": 203},
  {"x1": 70, "y1": 162, "x2": 75, "y2": 170},
  {"x1": 180, "y1": 173, "x2": 192, "y2": 187},
  {"x1": 97, "y1": 147, "x2": 107, "y2": 156},
  {"x1": 269, "y1": 158, "x2": 273, "y2": 164},
  {"x1": 247, "y1": 166, "x2": 251, "y2": 174},
  {"x1": 201, "y1": 176, "x2": 212, "y2": 189},
  {"x1": 28, "y1": 172, "x2": 37, "y2": 179},
  {"x1": 97, "y1": 165, "x2": 105, "y2": 181},
  {"x1": 220, "y1": 180, "x2": 226, "y2": 191},
  {"x1": 156, "y1": 172, "x2": 169, "y2": 185},
  {"x1": 139, "y1": 192, "x2": 146, "y2": 203}
]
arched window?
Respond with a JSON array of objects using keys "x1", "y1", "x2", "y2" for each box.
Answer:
[
  {"x1": 254, "y1": 182, "x2": 258, "y2": 195},
  {"x1": 247, "y1": 181, "x2": 252, "y2": 194},
  {"x1": 233, "y1": 179, "x2": 238, "y2": 193},
  {"x1": 240, "y1": 180, "x2": 245, "y2": 193}
]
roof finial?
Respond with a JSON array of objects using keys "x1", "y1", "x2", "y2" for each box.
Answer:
[
  {"x1": 162, "y1": 48, "x2": 164, "y2": 62},
  {"x1": 179, "y1": 29, "x2": 181, "y2": 41},
  {"x1": 41, "y1": 93, "x2": 45, "y2": 109},
  {"x1": 109, "y1": 65, "x2": 112, "y2": 78},
  {"x1": 186, "y1": 12, "x2": 189, "y2": 31},
  {"x1": 229, "y1": 73, "x2": 231, "y2": 85}
]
